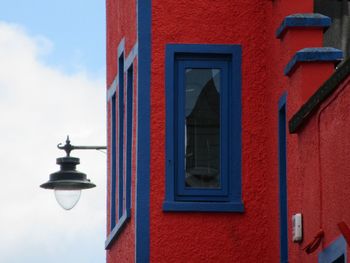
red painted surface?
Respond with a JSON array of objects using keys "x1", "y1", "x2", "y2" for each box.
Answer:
[
  {"x1": 106, "y1": 0, "x2": 137, "y2": 262},
  {"x1": 106, "y1": 0, "x2": 350, "y2": 262},
  {"x1": 289, "y1": 62, "x2": 335, "y2": 109},
  {"x1": 149, "y1": 1, "x2": 302, "y2": 262},
  {"x1": 287, "y1": 75, "x2": 350, "y2": 262},
  {"x1": 282, "y1": 28, "x2": 325, "y2": 63},
  {"x1": 338, "y1": 222, "x2": 350, "y2": 246}
]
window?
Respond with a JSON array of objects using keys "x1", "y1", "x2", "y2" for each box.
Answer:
[
  {"x1": 318, "y1": 236, "x2": 347, "y2": 263},
  {"x1": 111, "y1": 93, "x2": 117, "y2": 229},
  {"x1": 315, "y1": 0, "x2": 350, "y2": 59},
  {"x1": 106, "y1": 45, "x2": 133, "y2": 249},
  {"x1": 163, "y1": 44, "x2": 244, "y2": 212},
  {"x1": 126, "y1": 64, "x2": 133, "y2": 216},
  {"x1": 118, "y1": 53, "x2": 125, "y2": 219}
]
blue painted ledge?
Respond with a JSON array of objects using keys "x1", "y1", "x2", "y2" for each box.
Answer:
[
  {"x1": 105, "y1": 209, "x2": 131, "y2": 250},
  {"x1": 276, "y1": 13, "x2": 331, "y2": 39},
  {"x1": 284, "y1": 47, "x2": 343, "y2": 76},
  {"x1": 163, "y1": 201, "x2": 244, "y2": 212}
]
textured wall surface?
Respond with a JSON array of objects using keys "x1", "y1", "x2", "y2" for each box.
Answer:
[
  {"x1": 105, "y1": 0, "x2": 350, "y2": 262},
  {"x1": 150, "y1": 1, "x2": 284, "y2": 262},
  {"x1": 106, "y1": 0, "x2": 137, "y2": 262},
  {"x1": 287, "y1": 75, "x2": 350, "y2": 263}
]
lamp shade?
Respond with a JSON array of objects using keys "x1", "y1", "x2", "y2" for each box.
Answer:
[{"x1": 40, "y1": 156, "x2": 96, "y2": 190}]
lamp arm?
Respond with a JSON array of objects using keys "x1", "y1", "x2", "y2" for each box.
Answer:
[{"x1": 57, "y1": 136, "x2": 106, "y2": 157}]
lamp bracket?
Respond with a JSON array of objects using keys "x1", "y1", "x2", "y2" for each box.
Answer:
[{"x1": 57, "y1": 136, "x2": 107, "y2": 157}]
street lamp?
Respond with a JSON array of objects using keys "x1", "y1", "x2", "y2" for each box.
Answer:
[{"x1": 40, "y1": 136, "x2": 106, "y2": 210}]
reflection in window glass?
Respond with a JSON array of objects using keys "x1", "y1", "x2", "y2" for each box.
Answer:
[
  {"x1": 332, "y1": 254, "x2": 345, "y2": 263},
  {"x1": 315, "y1": 0, "x2": 350, "y2": 59},
  {"x1": 185, "y1": 68, "x2": 220, "y2": 188}
]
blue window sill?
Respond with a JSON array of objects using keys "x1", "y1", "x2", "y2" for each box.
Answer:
[
  {"x1": 105, "y1": 209, "x2": 131, "y2": 249},
  {"x1": 162, "y1": 201, "x2": 244, "y2": 212}
]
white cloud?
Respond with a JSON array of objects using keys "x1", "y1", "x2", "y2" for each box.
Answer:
[{"x1": 0, "y1": 21, "x2": 106, "y2": 263}]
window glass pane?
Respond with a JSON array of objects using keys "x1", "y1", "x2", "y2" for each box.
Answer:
[
  {"x1": 185, "y1": 68, "x2": 220, "y2": 188},
  {"x1": 315, "y1": 0, "x2": 350, "y2": 59},
  {"x1": 332, "y1": 254, "x2": 345, "y2": 263}
]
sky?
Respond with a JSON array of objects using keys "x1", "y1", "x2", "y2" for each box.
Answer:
[{"x1": 0, "y1": 1, "x2": 106, "y2": 263}]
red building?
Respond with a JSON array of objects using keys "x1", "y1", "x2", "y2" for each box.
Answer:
[{"x1": 105, "y1": 0, "x2": 350, "y2": 262}]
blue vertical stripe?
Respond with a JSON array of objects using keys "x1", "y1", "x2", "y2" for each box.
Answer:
[
  {"x1": 278, "y1": 93, "x2": 288, "y2": 263},
  {"x1": 136, "y1": 0, "x2": 151, "y2": 261}
]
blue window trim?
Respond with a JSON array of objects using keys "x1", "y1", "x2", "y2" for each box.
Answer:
[
  {"x1": 163, "y1": 44, "x2": 244, "y2": 212},
  {"x1": 126, "y1": 64, "x2": 133, "y2": 218},
  {"x1": 176, "y1": 60, "x2": 229, "y2": 200},
  {"x1": 118, "y1": 53, "x2": 125, "y2": 219},
  {"x1": 110, "y1": 94, "x2": 117, "y2": 230},
  {"x1": 278, "y1": 93, "x2": 288, "y2": 263},
  {"x1": 105, "y1": 41, "x2": 134, "y2": 250},
  {"x1": 318, "y1": 236, "x2": 347, "y2": 263}
]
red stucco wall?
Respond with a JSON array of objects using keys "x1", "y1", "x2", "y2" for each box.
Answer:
[
  {"x1": 106, "y1": 0, "x2": 349, "y2": 261},
  {"x1": 106, "y1": 0, "x2": 137, "y2": 262},
  {"x1": 286, "y1": 75, "x2": 350, "y2": 263},
  {"x1": 148, "y1": 1, "x2": 304, "y2": 262}
]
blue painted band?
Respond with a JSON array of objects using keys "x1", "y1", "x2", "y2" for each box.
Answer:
[
  {"x1": 284, "y1": 47, "x2": 343, "y2": 76},
  {"x1": 105, "y1": 209, "x2": 131, "y2": 249},
  {"x1": 107, "y1": 42, "x2": 139, "y2": 102},
  {"x1": 118, "y1": 38, "x2": 125, "y2": 58},
  {"x1": 276, "y1": 13, "x2": 331, "y2": 38},
  {"x1": 278, "y1": 94, "x2": 288, "y2": 263},
  {"x1": 136, "y1": 0, "x2": 151, "y2": 261},
  {"x1": 163, "y1": 201, "x2": 244, "y2": 212},
  {"x1": 125, "y1": 42, "x2": 138, "y2": 71},
  {"x1": 318, "y1": 235, "x2": 347, "y2": 263},
  {"x1": 107, "y1": 75, "x2": 118, "y2": 101},
  {"x1": 278, "y1": 92, "x2": 287, "y2": 110}
]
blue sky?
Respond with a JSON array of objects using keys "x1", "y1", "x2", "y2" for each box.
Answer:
[
  {"x1": 1, "y1": 0, "x2": 105, "y2": 77},
  {"x1": 0, "y1": 1, "x2": 106, "y2": 263}
]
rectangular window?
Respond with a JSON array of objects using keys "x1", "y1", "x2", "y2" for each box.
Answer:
[
  {"x1": 106, "y1": 48, "x2": 133, "y2": 249},
  {"x1": 111, "y1": 94, "x2": 117, "y2": 229},
  {"x1": 118, "y1": 54, "x2": 124, "y2": 219},
  {"x1": 126, "y1": 64, "x2": 133, "y2": 215},
  {"x1": 163, "y1": 44, "x2": 244, "y2": 212},
  {"x1": 315, "y1": 0, "x2": 350, "y2": 59}
]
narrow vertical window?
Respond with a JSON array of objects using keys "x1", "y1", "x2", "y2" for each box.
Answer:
[
  {"x1": 163, "y1": 44, "x2": 244, "y2": 212},
  {"x1": 105, "y1": 40, "x2": 135, "y2": 249},
  {"x1": 185, "y1": 69, "x2": 220, "y2": 189},
  {"x1": 126, "y1": 65, "x2": 133, "y2": 214},
  {"x1": 278, "y1": 93, "x2": 288, "y2": 263},
  {"x1": 118, "y1": 54, "x2": 124, "y2": 219},
  {"x1": 111, "y1": 94, "x2": 117, "y2": 230}
]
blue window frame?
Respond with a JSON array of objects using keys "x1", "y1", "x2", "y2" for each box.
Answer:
[
  {"x1": 319, "y1": 236, "x2": 347, "y2": 263},
  {"x1": 126, "y1": 64, "x2": 133, "y2": 216},
  {"x1": 106, "y1": 44, "x2": 134, "y2": 249},
  {"x1": 118, "y1": 53, "x2": 125, "y2": 219},
  {"x1": 111, "y1": 94, "x2": 117, "y2": 229},
  {"x1": 278, "y1": 93, "x2": 288, "y2": 263},
  {"x1": 163, "y1": 44, "x2": 244, "y2": 212}
]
